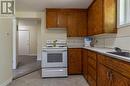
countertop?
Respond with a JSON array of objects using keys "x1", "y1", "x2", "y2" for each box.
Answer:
[{"x1": 83, "y1": 47, "x2": 130, "y2": 63}]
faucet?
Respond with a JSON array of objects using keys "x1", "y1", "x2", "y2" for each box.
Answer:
[
  {"x1": 53, "y1": 40, "x2": 57, "y2": 47},
  {"x1": 114, "y1": 47, "x2": 122, "y2": 52}
]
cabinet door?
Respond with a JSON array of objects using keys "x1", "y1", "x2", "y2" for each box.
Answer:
[
  {"x1": 111, "y1": 71, "x2": 130, "y2": 86},
  {"x1": 67, "y1": 12, "x2": 78, "y2": 37},
  {"x1": 77, "y1": 12, "x2": 87, "y2": 37},
  {"x1": 97, "y1": 63, "x2": 111, "y2": 86},
  {"x1": 46, "y1": 10, "x2": 57, "y2": 28},
  {"x1": 83, "y1": 49, "x2": 88, "y2": 79},
  {"x1": 68, "y1": 48, "x2": 82, "y2": 74},
  {"x1": 88, "y1": 0, "x2": 103, "y2": 35},
  {"x1": 57, "y1": 12, "x2": 68, "y2": 28}
]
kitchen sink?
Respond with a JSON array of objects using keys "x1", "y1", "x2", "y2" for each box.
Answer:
[{"x1": 107, "y1": 52, "x2": 130, "y2": 57}]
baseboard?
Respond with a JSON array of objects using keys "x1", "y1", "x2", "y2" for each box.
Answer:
[{"x1": 0, "y1": 77, "x2": 12, "y2": 86}]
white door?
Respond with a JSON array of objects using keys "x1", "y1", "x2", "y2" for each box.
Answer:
[{"x1": 18, "y1": 31, "x2": 29, "y2": 55}]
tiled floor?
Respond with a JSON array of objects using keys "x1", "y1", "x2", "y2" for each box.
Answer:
[{"x1": 8, "y1": 70, "x2": 89, "y2": 86}]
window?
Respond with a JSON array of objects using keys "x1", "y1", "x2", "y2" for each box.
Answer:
[{"x1": 118, "y1": 0, "x2": 130, "y2": 27}]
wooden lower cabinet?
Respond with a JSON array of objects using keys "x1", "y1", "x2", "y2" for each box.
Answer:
[
  {"x1": 88, "y1": 75, "x2": 96, "y2": 86},
  {"x1": 82, "y1": 49, "x2": 130, "y2": 86},
  {"x1": 98, "y1": 63, "x2": 130, "y2": 86},
  {"x1": 68, "y1": 48, "x2": 82, "y2": 74},
  {"x1": 97, "y1": 54, "x2": 130, "y2": 86},
  {"x1": 97, "y1": 63, "x2": 111, "y2": 86},
  {"x1": 87, "y1": 51, "x2": 97, "y2": 86},
  {"x1": 111, "y1": 71, "x2": 130, "y2": 86},
  {"x1": 82, "y1": 49, "x2": 88, "y2": 79}
]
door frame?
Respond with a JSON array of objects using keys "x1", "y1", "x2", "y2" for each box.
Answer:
[
  {"x1": 12, "y1": 17, "x2": 17, "y2": 69},
  {"x1": 13, "y1": 16, "x2": 42, "y2": 69}
]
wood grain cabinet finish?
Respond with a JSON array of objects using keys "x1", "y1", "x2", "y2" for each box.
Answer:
[
  {"x1": 82, "y1": 49, "x2": 130, "y2": 86},
  {"x1": 88, "y1": 0, "x2": 117, "y2": 36},
  {"x1": 97, "y1": 54, "x2": 130, "y2": 86},
  {"x1": 97, "y1": 63, "x2": 130, "y2": 86},
  {"x1": 97, "y1": 63, "x2": 111, "y2": 86},
  {"x1": 46, "y1": 9, "x2": 68, "y2": 28},
  {"x1": 46, "y1": 9, "x2": 57, "y2": 28},
  {"x1": 46, "y1": 9, "x2": 87, "y2": 37},
  {"x1": 67, "y1": 12, "x2": 78, "y2": 37},
  {"x1": 68, "y1": 48, "x2": 82, "y2": 74},
  {"x1": 67, "y1": 10, "x2": 87, "y2": 37},
  {"x1": 77, "y1": 11, "x2": 88, "y2": 37},
  {"x1": 87, "y1": 51, "x2": 97, "y2": 86},
  {"x1": 82, "y1": 49, "x2": 88, "y2": 80},
  {"x1": 57, "y1": 11, "x2": 68, "y2": 28}
]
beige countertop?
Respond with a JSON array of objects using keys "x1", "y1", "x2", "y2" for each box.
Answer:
[{"x1": 83, "y1": 47, "x2": 130, "y2": 63}]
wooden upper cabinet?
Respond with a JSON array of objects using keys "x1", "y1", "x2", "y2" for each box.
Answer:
[
  {"x1": 77, "y1": 11, "x2": 88, "y2": 37},
  {"x1": 46, "y1": 10, "x2": 57, "y2": 28},
  {"x1": 88, "y1": 0, "x2": 117, "y2": 36},
  {"x1": 46, "y1": 9, "x2": 87, "y2": 37},
  {"x1": 67, "y1": 10, "x2": 87, "y2": 37},
  {"x1": 57, "y1": 11, "x2": 68, "y2": 28},
  {"x1": 67, "y1": 12, "x2": 78, "y2": 37},
  {"x1": 46, "y1": 9, "x2": 68, "y2": 28}
]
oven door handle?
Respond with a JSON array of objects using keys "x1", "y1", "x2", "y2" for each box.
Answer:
[{"x1": 42, "y1": 50, "x2": 67, "y2": 52}]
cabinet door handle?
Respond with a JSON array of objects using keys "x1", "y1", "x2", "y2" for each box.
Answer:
[
  {"x1": 109, "y1": 72, "x2": 113, "y2": 81},
  {"x1": 57, "y1": 16, "x2": 59, "y2": 25},
  {"x1": 107, "y1": 71, "x2": 110, "y2": 79},
  {"x1": 107, "y1": 71, "x2": 113, "y2": 80}
]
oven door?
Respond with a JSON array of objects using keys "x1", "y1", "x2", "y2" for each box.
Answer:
[{"x1": 42, "y1": 49, "x2": 67, "y2": 68}]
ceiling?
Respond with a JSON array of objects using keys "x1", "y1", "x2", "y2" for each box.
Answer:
[{"x1": 16, "y1": 0, "x2": 93, "y2": 12}]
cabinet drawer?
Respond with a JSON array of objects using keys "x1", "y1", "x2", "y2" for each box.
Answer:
[
  {"x1": 88, "y1": 75, "x2": 96, "y2": 86},
  {"x1": 88, "y1": 65, "x2": 96, "y2": 80},
  {"x1": 88, "y1": 51, "x2": 96, "y2": 60},
  {"x1": 97, "y1": 54, "x2": 108, "y2": 65},
  {"x1": 88, "y1": 57, "x2": 97, "y2": 69}
]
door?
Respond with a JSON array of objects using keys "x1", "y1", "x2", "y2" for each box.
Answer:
[
  {"x1": 18, "y1": 31, "x2": 29, "y2": 55},
  {"x1": 97, "y1": 63, "x2": 111, "y2": 86}
]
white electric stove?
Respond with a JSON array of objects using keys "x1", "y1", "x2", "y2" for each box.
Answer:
[{"x1": 42, "y1": 40, "x2": 68, "y2": 78}]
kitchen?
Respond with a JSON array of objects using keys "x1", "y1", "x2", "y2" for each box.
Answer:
[{"x1": 1, "y1": 0, "x2": 130, "y2": 86}]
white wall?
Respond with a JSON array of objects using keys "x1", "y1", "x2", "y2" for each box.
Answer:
[
  {"x1": 37, "y1": 12, "x2": 67, "y2": 60},
  {"x1": 18, "y1": 19, "x2": 41, "y2": 56},
  {"x1": 0, "y1": 18, "x2": 13, "y2": 86},
  {"x1": 16, "y1": 11, "x2": 67, "y2": 60},
  {"x1": 94, "y1": 26, "x2": 130, "y2": 52},
  {"x1": 16, "y1": 12, "x2": 42, "y2": 18}
]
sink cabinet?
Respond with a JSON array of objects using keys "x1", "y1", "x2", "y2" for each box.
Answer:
[
  {"x1": 83, "y1": 49, "x2": 130, "y2": 86},
  {"x1": 97, "y1": 54, "x2": 130, "y2": 86},
  {"x1": 98, "y1": 63, "x2": 130, "y2": 86}
]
